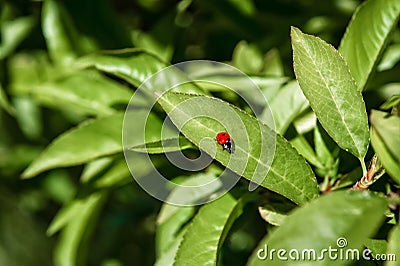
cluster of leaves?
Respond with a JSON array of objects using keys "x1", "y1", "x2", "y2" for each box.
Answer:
[{"x1": 1, "y1": 0, "x2": 400, "y2": 265}]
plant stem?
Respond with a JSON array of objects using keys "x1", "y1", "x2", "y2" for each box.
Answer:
[{"x1": 359, "y1": 157, "x2": 367, "y2": 178}]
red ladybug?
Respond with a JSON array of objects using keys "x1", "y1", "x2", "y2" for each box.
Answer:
[{"x1": 216, "y1": 132, "x2": 233, "y2": 153}]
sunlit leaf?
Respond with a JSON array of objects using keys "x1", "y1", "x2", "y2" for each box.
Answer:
[
  {"x1": 248, "y1": 190, "x2": 387, "y2": 265},
  {"x1": 339, "y1": 0, "x2": 400, "y2": 91},
  {"x1": 174, "y1": 193, "x2": 242, "y2": 265},
  {"x1": 157, "y1": 91, "x2": 319, "y2": 204},
  {"x1": 42, "y1": 0, "x2": 80, "y2": 65},
  {"x1": 261, "y1": 80, "x2": 308, "y2": 134},
  {"x1": 0, "y1": 16, "x2": 35, "y2": 59},
  {"x1": 53, "y1": 192, "x2": 107, "y2": 266},
  {"x1": 386, "y1": 224, "x2": 400, "y2": 266},
  {"x1": 292, "y1": 27, "x2": 369, "y2": 159},
  {"x1": 370, "y1": 109, "x2": 400, "y2": 183},
  {"x1": 76, "y1": 49, "x2": 167, "y2": 87},
  {"x1": 12, "y1": 70, "x2": 132, "y2": 116},
  {"x1": 22, "y1": 110, "x2": 173, "y2": 178}
]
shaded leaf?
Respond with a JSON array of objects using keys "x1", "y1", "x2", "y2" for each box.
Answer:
[
  {"x1": 370, "y1": 110, "x2": 400, "y2": 183},
  {"x1": 76, "y1": 49, "x2": 167, "y2": 87},
  {"x1": 12, "y1": 70, "x2": 132, "y2": 116},
  {"x1": 22, "y1": 113, "x2": 125, "y2": 179},
  {"x1": 248, "y1": 190, "x2": 387, "y2": 265},
  {"x1": 339, "y1": 0, "x2": 400, "y2": 91},
  {"x1": 0, "y1": 16, "x2": 35, "y2": 59},
  {"x1": 291, "y1": 27, "x2": 369, "y2": 159},
  {"x1": 174, "y1": 193, "x2": 242, "y2": 265},
  {"x1": 386, "y1": 223, "x2": 400, "y2": 266},
  {"x1": 232, "y1": 40, "x2": 263, "y2": 74}
]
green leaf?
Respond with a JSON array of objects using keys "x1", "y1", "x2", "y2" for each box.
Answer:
[
  {"x1": 42, "y1": 0, "x2": 80, "y2": 65},
  {"x1": 76, "y1": 49, "x2": 167, "y2": 87},
  {"x1": 291, "y1": 27, "x2": 370, "y2": 159},
  {"x1": 174, "y1": 193, "x2": 242, "y2": 265},
  {"x1": 261, "y1": 80, "x2": 309, "y2": 134},
  {"x1": 377, "y1": 43, "x2": 400, "y2": 72},
  {"x1": 363, "y1": 239, "x2": 387, "y2": 259},
  {"x1": 13, "y1": 97, "x2": 42, "y2": 141},
  {"x1": 22, "y1": 113, "x2": 124, "y2": 179},
  {"x1": 370, "y1": 110, "x2": 400, "y2": 183},
  {"x1": 290, "y1": 135, "x2": 324, "y2": 169},
  {"x1": 12, "y1": 70, "x2": 132, "y2": 116},
  {"x1": 129, "y1": 137, "x2": 194, "y2": 154},
  {"x1": 258, "y1": 201, "x2": 295, "y2": 226},
  {"x1": 232, "y1": 40, "x2": 264, "y2": 74},
  {"x1": 157, "y1": 91, "x2": 319, "y2": 204},
  {"x1": 0, "y1": 16, "x2": 35, "y2": 59},
  {"x1": 386, "y1": 223, "x2": 400, "y2": 266},
  {"x1": 22, "y1": 109, "x2": 171, "y2": 178},
  {"x1": 53, "y1": 192, "x2": 107, "y2": 266},
  {"x1": 248, "y1": 190, "x2": 387, "y2": 265},
  {"x1": 0, "y1": 83, "x2": 14, "y2": 115},
  {"x1": 339, "y1": 0, "x2": 400, "y2": 91},
  {"x1": 80, "y1": 157, "x2": 114, "y2": 183}
]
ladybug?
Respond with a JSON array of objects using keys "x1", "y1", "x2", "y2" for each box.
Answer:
[{"x1": 216, "y1": 132, "x2": 233, "y2": 153}]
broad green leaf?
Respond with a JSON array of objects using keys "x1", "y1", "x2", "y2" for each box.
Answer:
[
  {"x1": 0, "y1": 83, "x2": 14, "y2": 115},
  {"x1": 157, "y1": 91, "x2": 319, "y2": 204},
  {"x1": 174, "y1": 193, "x2": 242, "y2": 265},
  {"x1": 42, "y1": 0, "x2": 80, "y2": 65},
  {"x1": 12, "y1": 70, "x2": 132, "y2": 116},
  {"x1": 261, "y1": 80, "x2": 309, "y2": 134},
  {"x1": 232, "y1": 40, "x2": 263, "y2": 74},
  {"x1": 339, "y1": 0, "x2": 400, "y2": 91},
  {"x1": 364, "y1": 239, "x2": 387, "y2": 259},
  {"x1": 22, "y1": 113, "x2": 125, "y2": 179},
  {"x1": 248, "y1": 190, "x2": 387, "y2": 266},
  {"x1": 76, "y1": 49, "x2": 167, "y2": 87},
  {"x1": 155, "y1": 226, "x2": 188, "y2": 266},
  {"x1": 0, "y1": 16, "x2": 35, "y2": 59},
  {"x1": 370, "y1": 110, "x2": 400, "y2": 183},
  {"x1": 53, "y1": 192, "x2": 107, "y2": 266},
  {"x1": 156, "y1": 172, "x2": 222, "y2": 224},
  {"x1": 386, "y1": 224, "x2": 400, "y2": 266},
  {"x1": 22, "y1": 110, "x2": 172, "y2": 178},
  {"x1": 129, "y1": 137, "x2": 194, "y2": 154},
  {"x1": 313, "y1": 124, "x2": 339, "y2": 178},
  {"x1": 291, "y1": 27, "x2": 369, "y2": 159}
]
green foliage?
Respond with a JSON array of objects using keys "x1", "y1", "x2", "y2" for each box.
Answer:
[{"x1": 1, "y1": 0, "x2": 400, "y2": 265}]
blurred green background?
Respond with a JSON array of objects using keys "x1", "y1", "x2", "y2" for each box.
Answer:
[{"x1": 3, "y1": 0, "x2": 399, "y2": 265}]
